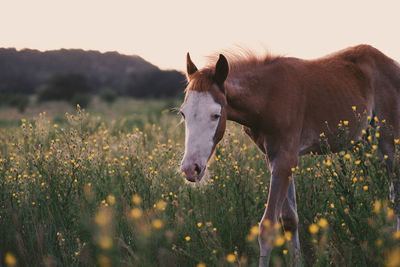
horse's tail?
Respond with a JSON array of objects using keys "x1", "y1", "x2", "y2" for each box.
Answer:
[{"x1": 393, "y1": 59, "x2": 400, "y2": 75}]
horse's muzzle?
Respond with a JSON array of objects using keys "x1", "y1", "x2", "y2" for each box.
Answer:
[{"x1": 181, "y1": 162, "x2": 205, "y2": 182}]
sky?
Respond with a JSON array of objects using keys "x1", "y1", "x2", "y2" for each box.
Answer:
[{"x1": 1, "y1": 0, "x2": 400, "y2": 71}]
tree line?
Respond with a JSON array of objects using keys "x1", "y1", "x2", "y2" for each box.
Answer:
[{"x1": 0, "y1": 48, "x2": 186, "y2": 110}]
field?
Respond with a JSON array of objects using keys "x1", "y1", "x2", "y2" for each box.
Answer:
[{"x1": 1, "y1": 98, "x2": 399, "y2": 267}]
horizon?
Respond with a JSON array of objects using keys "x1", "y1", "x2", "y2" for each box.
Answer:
[{"x1": 1, "y1": 0, "x2": 400, "y2": 71}]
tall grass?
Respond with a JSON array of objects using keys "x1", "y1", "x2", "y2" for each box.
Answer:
[{"x1": 0, "y1": 100, "x2": 399, "y2": 267}]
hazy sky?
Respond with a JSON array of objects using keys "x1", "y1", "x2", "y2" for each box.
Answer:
[{"x1": 1, "y1": 0, "x2": 400, "y2": 70}]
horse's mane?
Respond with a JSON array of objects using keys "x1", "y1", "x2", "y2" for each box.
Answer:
[
  {"x1": 186, "y1": 48, "x2": 281, "y2": 92},
  {"x1": 205, "y1": 48, "x2": 281, "y2": 73}
]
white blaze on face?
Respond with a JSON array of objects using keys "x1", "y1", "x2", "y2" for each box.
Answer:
[{"x1": 181, "y1": 91, "x2": 222, "y2": 179}]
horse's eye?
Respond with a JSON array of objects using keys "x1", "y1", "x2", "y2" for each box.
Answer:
[{"x1": 212, "y1": 114, "x2": 221, "y2": 120}]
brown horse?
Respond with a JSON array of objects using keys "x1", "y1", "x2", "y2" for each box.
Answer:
[{"x1": 179, "y1": 44, "x2": 400, "y2": 266}]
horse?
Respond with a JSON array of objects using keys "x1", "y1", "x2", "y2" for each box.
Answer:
[{"x1": 179, "y1": 44, "x2": 400, "y2": 267}]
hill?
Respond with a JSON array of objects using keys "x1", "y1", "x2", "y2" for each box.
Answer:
[{"x1": 0, "y1": 48, "x2": 185, "y2": 98}]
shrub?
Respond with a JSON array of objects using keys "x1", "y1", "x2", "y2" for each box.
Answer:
[
  {"x1": 71, "y1": 93, "x2": 91, "y2": 108},
  {"x1": 99, "y1": 88, "x2": 117, "y2": 105},
  {"x1": 0, "y1": 93, "x2": 29, "y2": 113},
  {"x1": 37, "y1": 72, "x2": 91, "y2": 102}
]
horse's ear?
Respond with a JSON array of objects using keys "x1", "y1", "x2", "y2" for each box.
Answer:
[
  {"x1": 214, "y1": 54, "x2": 229, "y2": 87},
  {"x1": 186, "y1": 52, "x2": 198, "y2": 77}
]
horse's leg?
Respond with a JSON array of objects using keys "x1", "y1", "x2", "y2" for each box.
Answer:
[
  {"x1": 379, "y1": 130, "x2": 400, "y2": 230},
  {"x1": 390, "y1": 181, "x2": 400, "y2": 230},
  {"x1": 259, "y1": 150, "x2": 298, "y2": 267},
  {"x1": 281, "y1": 177, "x2": 302, "y2": 266},
  {"x1": 374, "y1": 74, "x2": 400, "y2": 229}
]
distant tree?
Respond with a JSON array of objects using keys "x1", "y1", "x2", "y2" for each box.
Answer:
[
  {"x1": 0, "y1": 93, "x2": 29, "y2": 113},
  {"x1": 71, "y1": 93, "x2": 91, "y2": 108},
  {"x1": 99, "y1": 88, "x2": 117, "y2": 105},
  {"x1": 0, "y1": 48, "x2": 158, "y2": 95},
  {"x1": 153, "y1": 70, "x2": 186, "y2": 97},
  {"x1": 11, "y1": 94, "x2": 29, "y2": 113},
  {"x1": 37, "y1": 73, "x2": 91, "y2": 102},
  {"x1": 0, "y1": 48, "x2": 186, "y2": 98},
  {"x1": 126, "y1": 70, "x2": 185, "y2": 98}
]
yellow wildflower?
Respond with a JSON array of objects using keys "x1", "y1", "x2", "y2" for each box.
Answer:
[
  {"x1": 94, "y1": 208, "x2": 112, "y2": 227},
  {"x1": 106, "y1": 195, "x2": 116, "y2": 206},
  {"x1": 132, "y1": 194, "x2": 142, "y2": 205},
  {"x1": 386, "y1": 248, "x2": 400, "y2": 267},
  {"x1": 152, "y1": 219, "x2": 163, "y2": 229},
  {"x1": 393, "y1": 231, "x2": 400, "y2": 240},
  {"x1": 98, "y1": 235, "x2": 112, "y2": 250},
  {"x1": 274, "y1": 236, "x2": 285, "y2": 246},
  {"x1": 250, "y1": 225, "x2": 259, "y2": 236},
  {"x1": 130, "y1": 208, "x2": 142, "y2": 219},
  {"x1": 98, "y1": 255, "x2": 111, "y2": 267},
  {"x1": 309, "y1": 223, "x2": 319, "y2": 234},
  {"x1": 284, "y1": 231, "x2": 292, "y2": 241},
  {"x1": 155, "y1": 200, "x2": 167, "y2": 211},
  {"x1": 374, "y1": 200, "x2": 381, "y2": 214},
  {"x1": 318, "y1": 218, "x2": 328, "y2": 228},
  {"x1": 387, "y1": 208, "x2": 395, "y2": 219},
  {"x1": 5, "y1": 252, "x2": 17, "y2": 267},
  {"x1": 226, "y1": 254, "x2": 236, "y2": 263}
]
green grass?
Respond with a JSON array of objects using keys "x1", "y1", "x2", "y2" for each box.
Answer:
[{"x1": 0, "y1": 99, "x2": 399, "y2": 267}]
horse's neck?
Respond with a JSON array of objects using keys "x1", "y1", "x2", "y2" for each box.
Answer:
[{"x1": 225, "y1": 75, "x2": 261, "y2": 128}]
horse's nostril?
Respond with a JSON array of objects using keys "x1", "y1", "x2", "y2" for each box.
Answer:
[{"x1": 194, "y1": 164, "x2": 201, "y2": 175}]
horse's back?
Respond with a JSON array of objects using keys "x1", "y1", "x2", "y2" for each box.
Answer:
[
  {"x1": 240, "y1": 45, "x2": 400, "y2": 154},
  {"x1": 294, "y1": 45, "x2": 400, "y2": 154},
  {"x1": 324, "y1": 44, "x2": 400, "y2": 93}
]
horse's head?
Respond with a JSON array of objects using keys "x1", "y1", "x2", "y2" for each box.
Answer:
[{"x1": 180, "y1": 53, "x2": 229, "y2": 182}]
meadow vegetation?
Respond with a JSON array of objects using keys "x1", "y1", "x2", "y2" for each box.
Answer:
[{"x1": 0, "y1": 98, "x2": 399, "y2": 267}]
